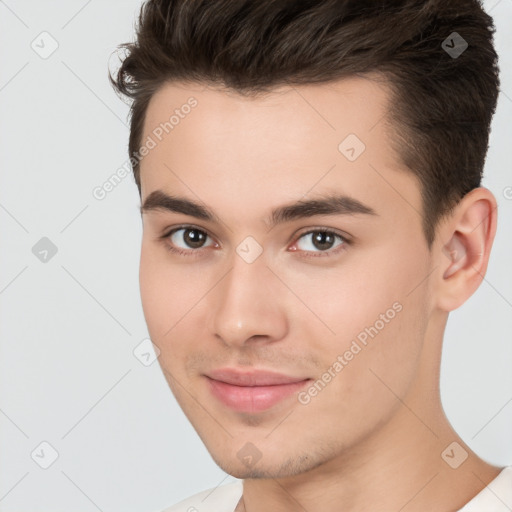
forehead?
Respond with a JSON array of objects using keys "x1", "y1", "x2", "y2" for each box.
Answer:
[
  {"x1": 139, "y1": 76, "x2": 421, "y2": 231},
  {"x1": 142, "y1": 76, "x2": 393, "y2": 157}
]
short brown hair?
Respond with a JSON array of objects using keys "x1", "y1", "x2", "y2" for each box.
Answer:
[{"x1": 109, "y1": 0, "x2": 500, "y2": 248}]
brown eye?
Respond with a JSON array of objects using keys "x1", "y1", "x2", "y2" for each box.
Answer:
[
  {"x1": 295, "y1": 230, "x2": 345, "y2": 253},
  {"x1": 183, "y1": 228, "x2": 207, "y2": 248},
  {"x1": 168, "y1": 227, "x2": 213, "y2": 250}
]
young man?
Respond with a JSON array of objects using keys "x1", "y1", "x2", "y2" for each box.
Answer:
[{"x1": 110, "y1": 0, "x2": 511, "y2": 510}]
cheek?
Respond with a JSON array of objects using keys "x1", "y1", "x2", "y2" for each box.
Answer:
[
  {"x1": 288, "y1": 241, "x2": 428, "y2": 390},
  {"x1": 139, "y1": 246, "x2": 165, "y2": 331},
  {"x1": 139, "y1": 243, "x2": 186, "y2": 311},
  {"x1": 139, "y1": 243, "x2": 212, "y2": 363},
  {"x1": 138, "y1": 244, "x2": 187, "y2": 341},
  {"x1": 277, "y1": 251, "x2": 404, "y2": 345}
]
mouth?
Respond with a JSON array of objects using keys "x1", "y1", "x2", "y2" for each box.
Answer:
[{"x1": 204, "y1": 368, "x2": 312, "y2": 413}]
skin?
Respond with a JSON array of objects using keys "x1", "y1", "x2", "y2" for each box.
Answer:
[{"x1": 138, "y1": 76, "x2": 502, "y2": 512}]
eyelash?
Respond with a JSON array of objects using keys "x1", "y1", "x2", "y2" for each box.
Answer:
[{"x1": 159, "y1": 224, "x2": 351, "y2": 259}]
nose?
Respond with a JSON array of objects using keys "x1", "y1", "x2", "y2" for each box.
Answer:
[{"x1": 208, "y1": 252, "x2": 289, "y2": 348}]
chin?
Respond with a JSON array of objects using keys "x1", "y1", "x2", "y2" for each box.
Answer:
[{"x1": 208, "y1": 449, "x2": 323, "y2": 480}]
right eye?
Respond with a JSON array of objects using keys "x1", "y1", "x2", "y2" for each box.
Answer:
[{"x1": 160, "y1": 225, "x2": 218, "y2": 256}]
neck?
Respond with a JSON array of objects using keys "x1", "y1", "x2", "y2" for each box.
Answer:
[{"x1": 236, "y1": 383, "x2": 501, "y2": 512}]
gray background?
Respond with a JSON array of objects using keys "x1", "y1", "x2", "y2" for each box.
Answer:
[{"x1": 0, "y1": 1, "x2": 511, "y2": 511}]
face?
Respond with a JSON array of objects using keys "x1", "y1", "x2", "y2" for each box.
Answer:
[{"x1": 138, "y1": 77, "x2": 435, "y2": 479}]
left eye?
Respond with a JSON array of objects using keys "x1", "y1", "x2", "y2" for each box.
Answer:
[{"x1": 294, "y1": 230, "x2": 346, "y2": 253}]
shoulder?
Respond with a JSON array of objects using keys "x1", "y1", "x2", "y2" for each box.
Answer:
[
  {"x1": 458, "y1": 466, "x2": 512, "y2": 511},
  {"x1": 159, "y1": 480, "x2": 243, "y2": 512}
]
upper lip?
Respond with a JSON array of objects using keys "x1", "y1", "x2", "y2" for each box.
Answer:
[{"x1": 206, "y1": 368, "x2": 310, "y2": 386}]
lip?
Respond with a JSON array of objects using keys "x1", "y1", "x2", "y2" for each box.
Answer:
[{"x1": 205, "y1": 368, "x2": 311, "y2": 413}]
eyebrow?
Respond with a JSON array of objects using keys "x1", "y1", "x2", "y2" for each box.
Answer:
[{"x1": 140, "y1": 189, "x2": 378, "y2": 228}]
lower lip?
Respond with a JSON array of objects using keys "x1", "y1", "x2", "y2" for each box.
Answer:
[{"x1": 206, "y1": 377, "x2": 311, "y2": 413}]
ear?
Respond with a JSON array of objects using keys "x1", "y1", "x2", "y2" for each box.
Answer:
[{"x1": 434, "y1": 187, "x2": 498, "y2": 312}]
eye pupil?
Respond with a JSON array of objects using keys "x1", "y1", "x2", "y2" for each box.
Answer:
[
  {"x1": 184, "y1": 228, "x2": 206, "y2": 248},
  {"x1": 312, "y1": 231, "x2": 335, "y2": 250}
]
